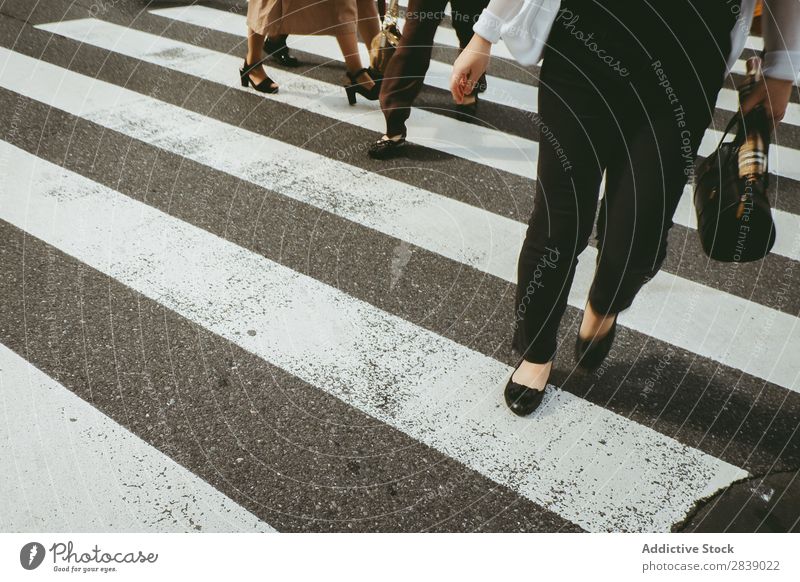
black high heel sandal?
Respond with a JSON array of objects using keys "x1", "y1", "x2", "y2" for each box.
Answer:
[
  {"x1": 574, "y1": 316, "x2": 618, "y2": 373},
  {"x1": 503, "y1": 359, "x2": 550, "y2": 417},
  {"x1": 345, "y1": 68, "x2": 380, "y2": 105},
  {"x1": 239, "y1": 57, "x2": 279, "y2": 94}
]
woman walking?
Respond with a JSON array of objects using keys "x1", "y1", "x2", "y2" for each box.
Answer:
[
  {"x1": 245, "y1": 0, "x2": 382, "y2": 101},
  {"x1": 450, "y1": 0, "x2": 798, "y2": 416}
]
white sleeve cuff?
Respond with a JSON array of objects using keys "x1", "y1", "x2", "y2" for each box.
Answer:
[
  {"x1": 472, "y1": 8, "x2": 504, "y2": 44},
  {"x1": 762, "y1": 50, "x2": 800, "y2": 84}
]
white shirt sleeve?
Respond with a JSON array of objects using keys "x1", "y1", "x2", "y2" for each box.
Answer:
[
  {"x1": 472, "y1": 0, "x2": 560, "y2": 65},
  {"x1": 472, "y1": 0, "x2": 526, "y2": 43},
  {"x1": 761, "y1": 0, "x2": 800, "y2": 83}
]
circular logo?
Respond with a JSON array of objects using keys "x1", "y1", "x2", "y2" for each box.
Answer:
[{"x1": 20, "y1": 542, "x2": 46, "y2": 570}]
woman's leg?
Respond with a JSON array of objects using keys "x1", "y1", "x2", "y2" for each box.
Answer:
[
  {"x1": 512, "y1": 54, "x2": 613, "y2": 384},
  {"x1": 356, "y1": 0, "x2": 381, "y2": 53},
  {"x1": 586, "y1": 118, "x2": 689, "y2": 317},
  {"x1": 245, "y1": 28, "x2": 277, "y2": 89},
  {"x1": 586, "y1": 103, "x2": 718, "y2": 320},
  {"x1": 585, "y1": 1, "x2": 732, "y2": 320},
  {"x1": 337, "y1": 0, "x2": 381, "y2": 84},
  {"x1": 336, "y1": 32, "x2": 374, "y2": 89}
]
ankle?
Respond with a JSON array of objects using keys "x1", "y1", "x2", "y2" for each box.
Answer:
[
  {"x1": 579, "y1": 301, "x2": 616, "y2": 339},
  {"x1": 511, "y1": 359, "x2": 552, "y2": 391},
  {"x1": 349, "y1": 69, "x2": 373, "y2": 85}
]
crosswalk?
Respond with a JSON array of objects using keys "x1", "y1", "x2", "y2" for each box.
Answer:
[
  {"x1": 33, "y1": 14, "x2": 800, "y2": 265},
  {"x1": 1, "y1": 1, "x2": 799, "y2": 533}
]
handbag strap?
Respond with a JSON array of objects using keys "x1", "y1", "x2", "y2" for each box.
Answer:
[
  {"x1": 708, "y1": 107, "x2": 771, "y2": 179},
  {"x1": 714, "y1": 107, "x2": 767, "y2": 151}
]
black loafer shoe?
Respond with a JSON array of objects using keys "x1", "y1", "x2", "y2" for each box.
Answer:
[
  {"x1": 264, "y1": 38, "x2": 301, "y2": 67},
  {"x1": 574, "y1": 317, "x2": 617, "y2": 372},
  {"x1": 504, "y1": 374, "x2": 547, "y2": 417},
  {"x1": 367, "y1": 137, "x2": 407, "y2": 160},
  {"x1": 272, "y1": 51, "x2": 301, "y2": 67}
]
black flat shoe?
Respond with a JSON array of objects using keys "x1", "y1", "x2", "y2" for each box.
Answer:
[
  {"x1": 504, "y1": 361, "x2": 549, "y2": 417},
  {"x1": 504, "y1": 379, "x2": 546, "y2": 417},
  {"x1": 345, "y1": 68, "x2": 380, "y2": 104},
  {"x1": 239, "y1": 58, "x2": 279, "y2": 93},
  {"x1": 574, "y1": 317, "x2": 617, "y2": 372},
  {"x1": 264, "y1": 37, "x2": 301, "y2": 67},
  {"x1": 454, "y1": 93, "x2": 479, "y2": 122},
  {"x1": 367, "y1": 136, "x2": 406, "y2": 159}
]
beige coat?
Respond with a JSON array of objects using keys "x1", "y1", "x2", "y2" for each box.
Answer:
[{"x1": 247, "y1": 0, "x2": 364, "y2": 37}]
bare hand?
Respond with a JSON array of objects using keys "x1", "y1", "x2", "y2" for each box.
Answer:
[
  {"x1": 740, "y1": 76, "x2": 794, "y2": 124},
  {"x1": 450, "y1": 35, "x2": 491, "y2": 104}
]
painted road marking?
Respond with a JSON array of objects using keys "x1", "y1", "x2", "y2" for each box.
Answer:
[{"x1": 0, "y1": 140, "x2": 749, "y2": 531}]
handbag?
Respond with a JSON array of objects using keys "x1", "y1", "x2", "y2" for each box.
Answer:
[
  {"x1": 693, "y1": 106, "x2": 776, "y2": 262},
  {"x1": 370, "y1": 0, "x2": 402, "y2": 75}
]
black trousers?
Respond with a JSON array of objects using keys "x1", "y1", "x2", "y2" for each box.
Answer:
[
  {"x1": 514, "y1": 0, "x2": 736, "y2": 363},
  {"x1": 380, "y1": 0, "x2": 489, "y2": 137}
]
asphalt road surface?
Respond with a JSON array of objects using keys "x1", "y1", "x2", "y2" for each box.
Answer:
[{"x1": 1, "y1": 0, "x2": 798, "y2": 532}]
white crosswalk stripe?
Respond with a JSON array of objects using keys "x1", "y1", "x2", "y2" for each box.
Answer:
[{"x1": 2, "y1": 4, "x2": 798, "y2": 533}]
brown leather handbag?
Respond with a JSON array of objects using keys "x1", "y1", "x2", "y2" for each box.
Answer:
[{"x1": 370, "y1": 0, "x2": 402, "y2": 75}]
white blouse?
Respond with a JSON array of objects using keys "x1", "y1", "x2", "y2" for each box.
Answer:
[{"x1": 472, "y1": 0, "x2": 800, "y2": 83}]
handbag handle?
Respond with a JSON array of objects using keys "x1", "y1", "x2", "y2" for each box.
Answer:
[{"x1": 713, "y1": 106, "x2": 770, "y2": 152}]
